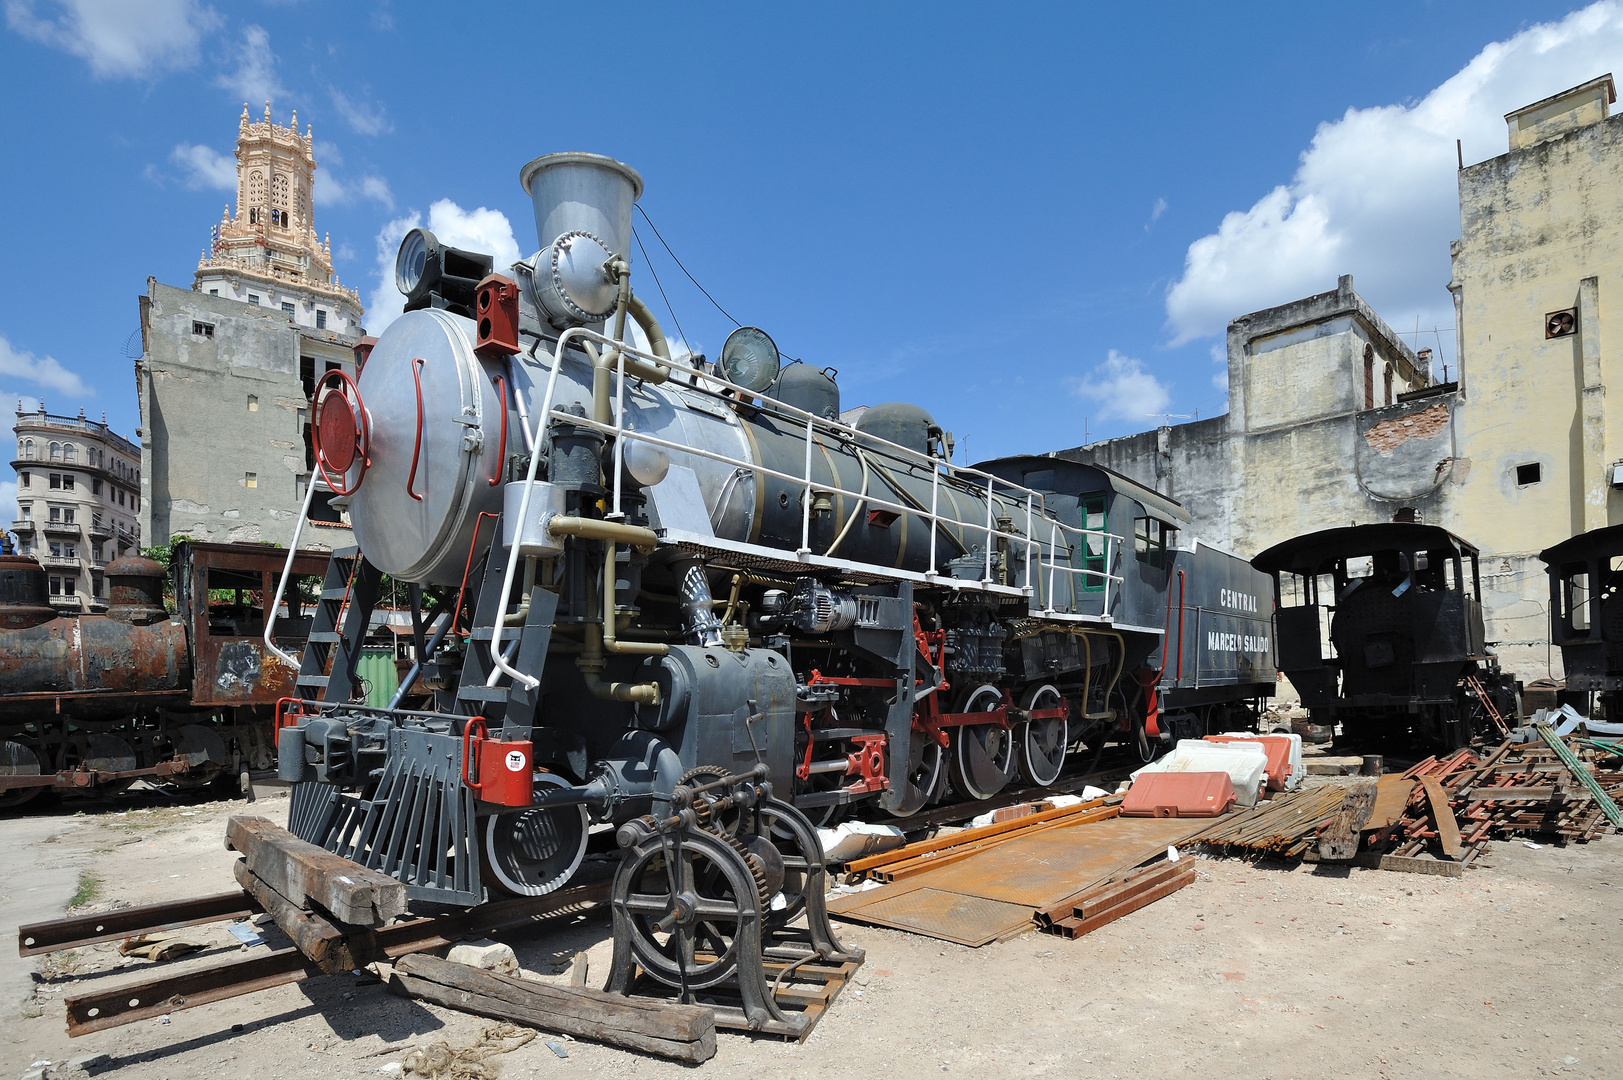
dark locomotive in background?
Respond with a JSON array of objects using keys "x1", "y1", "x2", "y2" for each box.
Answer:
[{"x1": 1252, "y1": 522, "x2": 1520, "y2": 749}]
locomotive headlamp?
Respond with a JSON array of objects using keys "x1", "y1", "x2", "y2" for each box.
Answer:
[
  {"x1": 719, "y1": 326, "x2": 781, "y2": 394},
  {"x1": 394, "y1": 228, "x2": 495, "y2": 318}
]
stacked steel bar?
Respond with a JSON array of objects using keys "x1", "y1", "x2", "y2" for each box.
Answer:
[
  {"x1": 1192, "y1": 784, "x2": 1351, "y2": 859},
  {"x1": 1035, "y1": 859, "x2": 1196, "y2": 938}
]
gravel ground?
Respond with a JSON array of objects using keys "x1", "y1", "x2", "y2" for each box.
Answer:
[{"x1": 3, "y1": 785, "x2": 1621, "y2": 1080}]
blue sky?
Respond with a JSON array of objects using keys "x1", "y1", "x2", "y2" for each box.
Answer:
[{"x1": 3, "y1": 0, "x2": 1621, "y2": 513}]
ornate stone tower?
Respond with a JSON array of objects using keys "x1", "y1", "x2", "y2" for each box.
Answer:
[{"x1": 193, "y1": 102, "x2": 364, "y2": 335}]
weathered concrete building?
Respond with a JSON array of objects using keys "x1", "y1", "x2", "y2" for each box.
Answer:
[
  {"x1": 1053, "y1": 75, "x2": 1623, "y2": 684},
  {"x1": 137, "y1": 104, "x2": 364, "y2": 548}
]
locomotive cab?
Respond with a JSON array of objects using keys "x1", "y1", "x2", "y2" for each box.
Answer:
[
  {"x1": 1539, "y1": 522, "x2": 1623, "y2": 716},
  {"x1": 1253, "y1": 522, "x2": 1510, "y2": 749}
]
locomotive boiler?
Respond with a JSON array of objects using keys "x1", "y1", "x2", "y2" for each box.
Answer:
[
  {"x1": 273, "y1": 152, "x2": 1275, "y2": 911},
  {"x1": 1253, "y1": 522, "x2": 1519, "y2": 750}
]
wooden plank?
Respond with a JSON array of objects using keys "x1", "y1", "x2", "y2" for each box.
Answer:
[
  {"x1": 1466, "y1": 786, "x2": 1557, "y2": 801},
  {"x1": 1318, "y1": 779, "x2": 1377, "y2": 861},
  {"x1": 1419, "y1": 777, "x2": 1463, "y2": 858},
  {"x1": 226, "y1": 815, "x2": 406, "y2": 926},
  {"x1": 390, "y1": 953, "x2": 715, "y2": 1063},
  {"x1": 1365, "y1": 775, "x2": 1417, "y2": 830},
  {"x1": 1352, "y1": 852, "x2": 1465, "y2": 878},
  {"x1": 232, "y1": 860, "x2": 374, "y2": 974}
]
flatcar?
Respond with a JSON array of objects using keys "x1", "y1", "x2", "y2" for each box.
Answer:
[
  {"x1": 271, "y1": 151, "x2": 1277, "y2": 909},
  {"x1": 1539, "y1": 522, "x2": 1623, "y2": 719},
  {"x1": 1252, "y1": 522, "x2": 1519, "y2": 750}
]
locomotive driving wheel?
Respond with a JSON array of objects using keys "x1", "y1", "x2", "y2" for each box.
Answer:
[
  {"x1": 886, "y1": 730, "x2": 944, "y2": 817},
  {"x1": 948, "y1": 684, "x2": 1015, "y2": 800},
  {"x1": 1016, "y1": 683, "x2": 1068, "y2": 787},
  {"x1": 0, "y1": 740, "x2": 46, "y2": 809}
]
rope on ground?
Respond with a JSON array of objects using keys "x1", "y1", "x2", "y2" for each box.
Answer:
[{"x1": 402, "y1": 1022, "x2": 538, "y2": 1080}]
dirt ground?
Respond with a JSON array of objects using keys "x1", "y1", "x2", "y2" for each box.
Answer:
[{"x1": 3, "y1": 783, "x2": 1621, "y2": 1080}]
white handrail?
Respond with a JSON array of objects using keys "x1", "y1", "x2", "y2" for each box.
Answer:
[{"x1": 263, "y1": 476, "x2": 322, "y2": 669}]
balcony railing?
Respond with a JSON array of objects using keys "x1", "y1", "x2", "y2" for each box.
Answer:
[
  {"x1": 43, "y1": 521, "x2": 81, "y2": 536},
  {"x1": 40, "y1": 555, "x2": 80, "y2": 570},
  {"x1": 10, "y1": 518, "x2": 35, "y2": 533}
]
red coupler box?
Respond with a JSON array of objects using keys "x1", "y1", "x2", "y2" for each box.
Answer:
[{"x1": 1121, "y1": 771, "x2": 1237, "y2": 818}]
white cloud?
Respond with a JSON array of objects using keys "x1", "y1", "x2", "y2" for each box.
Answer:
[
  {"x1": 1145, "y1": 196, "x2": 1167, "y2": 232},
  {"x1": 215, "y1": 24, "x2": 283, "y2": 105},
  {"x1": 1073, "y1": 350, "x2": 1170, "y2": 421},
  {"x1": 313, "y1": 169, "x2": 395, "y2": 212},
  {"x1": 170, "y1": 142, "x2": 236, "y2": 190},
  {"x1": 1165, "y1": 2, "x2": 1623, "y2": 349},
  {"x1": 0, "y1": 336, "x2": 91, "y2": 397},
  {"x1": 366, "y1": 201, "x2": 522, "y2": 332},
  {"x1": 5, "y1": 0, "x2": 221, "y2": 79},
  {"x1": 330, "y1": 88, "x2": 391, "y2": 136},
  {"x1": 0, "y1": 477, "x2": 15, "y2": 525}
]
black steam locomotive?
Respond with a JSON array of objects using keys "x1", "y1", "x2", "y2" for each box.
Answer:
[
  {"x1": 1253, "y1": 522, "x2": 1519, "y2": 750},
  {"x1": 1540, "y1": 523, "x2": 1623, "y2": 719},
  {"x1": 272, "y1": 152, "x2": 1278, "y2": 919}
]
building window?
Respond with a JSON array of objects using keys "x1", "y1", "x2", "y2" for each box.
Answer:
[
  {"x1": 315, "y1": 309, "x2": 327, "y2": 329},
  {"x1": 18, "y1": 541, "x2": 29, "y2": 555},
  {"x1": 63, "y1": 444, "x2": 75, "y2": 463},
  {"x1": 1516, "y1": 462, "x2": 1542, "y2": 487},
  {"x1": 48, "y1": 473, "x2": 60, "y2": 489},
  {"x1": 48, "y1": 506, "x2": 60, "y2": 522},
  {"x1": 19, "y1": 471, "x2": 28, "y2": 488},
  {"x1": 248, "y1": 294, "x2": 260, "y2": 305},
  {"x1": 91, "y1": 478, "x2": 101, "y2": 495},
  {"x1": 248, "y1": 208, "x2": 257, "y2": 225},
  {"x1": 117, "y1": 489, "x2": 125, "y2": 506},
  {"x1": 245, "y1": 472, "x2": 258, "y2": 489},
  {"x1": 282, "y1": 301, "x2": 296, "y2": 316},
  {"x1": 133, "y1": 495, "x2": 139, "y2": 512},
  {"x1": 62, "y1": 508, "x2": 74, "y2": 525},
  {"x1": 63, "y1": 542, "x2": 75, "y2": 558},
  {"x1": 1362, "y1": 343, "x2": 1375, "y2": 410},
  {"x1": 1384, "y1": 364, "x2": 1393, "y2": 406},
  {"x1": 22, "y1": 439, "x2": 33, "y2": 460},
  {"x1": 192, "y1": 321, "x2": 215, "y2": 338},
  {"x1": 49, "y1": 442, "x2": 60, "y2": 461},
  {"x1": 248, "y1": 394, "x2": 259, "y2": 412},
  {"x1": 209, "y1": 289, "x2": 218, "y2": 296},
  {"x1": 59, "y1": 474, "x2": 73, "y2": 491},
  {"x1": 20, "y1": 506, "x2": 29, "y2": 520},
  {"x1": 49, "y1": 542, "x2": 60, "y2": 557}
]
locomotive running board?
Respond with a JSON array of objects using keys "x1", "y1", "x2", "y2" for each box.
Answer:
[{"x1": 287, "y1": 726, "x2": 483, "y2": 907}]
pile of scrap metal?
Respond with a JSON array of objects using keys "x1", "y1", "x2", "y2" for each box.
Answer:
[
  {"x1": 1033, "y1": 857, "x2": 1196, "y2": 939},
  {"x1": 1196, "y1": 724, "x2": 1623, "y2": 871}
]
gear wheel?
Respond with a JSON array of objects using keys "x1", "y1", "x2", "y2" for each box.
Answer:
[
  {"x1": 678, "y1": 766, "x2": 741, "y2": 834},
  {"x1": 705, "y1": 824, "x2": 772, "y2": 909}
]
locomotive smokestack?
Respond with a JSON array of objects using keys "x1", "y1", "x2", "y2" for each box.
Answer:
[
  {"x1": 518, "y1": 152, "x2": 643, "y2": 261},
  {"x1": 518, "y1": 152, "x2": 644, "y2": 329}
]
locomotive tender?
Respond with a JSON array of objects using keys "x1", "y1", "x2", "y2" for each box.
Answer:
[
  {"x1": 274, "y1": 152, "x2": 1276, "y2": 905},
  {"x1": 1253, "y1": 522, "x2": 1518, "y2": 749}
]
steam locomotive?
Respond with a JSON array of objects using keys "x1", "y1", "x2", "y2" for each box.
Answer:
[
  {"x1": 274, "y1": 152, "x2": 1277, "y2": 906},
  {"x1": 0, "y1": 542, "x2": 327, "y2": 808},
  {"x1": 1252, "y1": 522, "x2": 1520, "y2": 750},
  {"x1": 1540, "y1": 522, "x2": 1623, "y2": 719}
]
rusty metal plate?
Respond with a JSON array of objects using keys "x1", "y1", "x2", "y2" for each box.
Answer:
[
  {"x1": 831, "y1": 815, "x2": 1209, "y2": 945},
  {"x1": 845, "y1": 888, "x2": 1034, "y2": 947}
]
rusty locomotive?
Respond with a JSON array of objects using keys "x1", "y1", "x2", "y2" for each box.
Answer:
[
  {"x1": 0, "y1": 541, "x2": 328, "y2": 807},
  {"x1": 270, "y1": 150, "x2": 1279, "y2": 919},
  {"x1": 1540, "y1": 522, "x2": 1623, "y2": 719}
]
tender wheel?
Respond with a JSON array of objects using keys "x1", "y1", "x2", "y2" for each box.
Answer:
[
  {"x1": 481, "y1": 773, "x2": 589, "y2": 897},
  {"x1": 885, "y1": 730, "x2": 943, "y2": 817},
  {"x1": 948, "y1": 685, "x2": 1014, "y2": 800},
  {"x1": 0, "y1": 740, "x2": 47, "y2": 810},
  {"x1": 614, "y1": 828, "x2": 761, "y2": 991},
  {"x1": 1017, "y1": 683, "x2": 1068, "y2": 787}
]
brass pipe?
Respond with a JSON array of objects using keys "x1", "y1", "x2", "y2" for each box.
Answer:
[
  {"x1": 576, "y1": 537, "x2": 665, "y2": 706},
  {"x1": 547, "y1": 515, "x2": 658, "y2": 553},
  {"x1": 600, "y1": 540, "x2": 667, "y2": 659}
]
